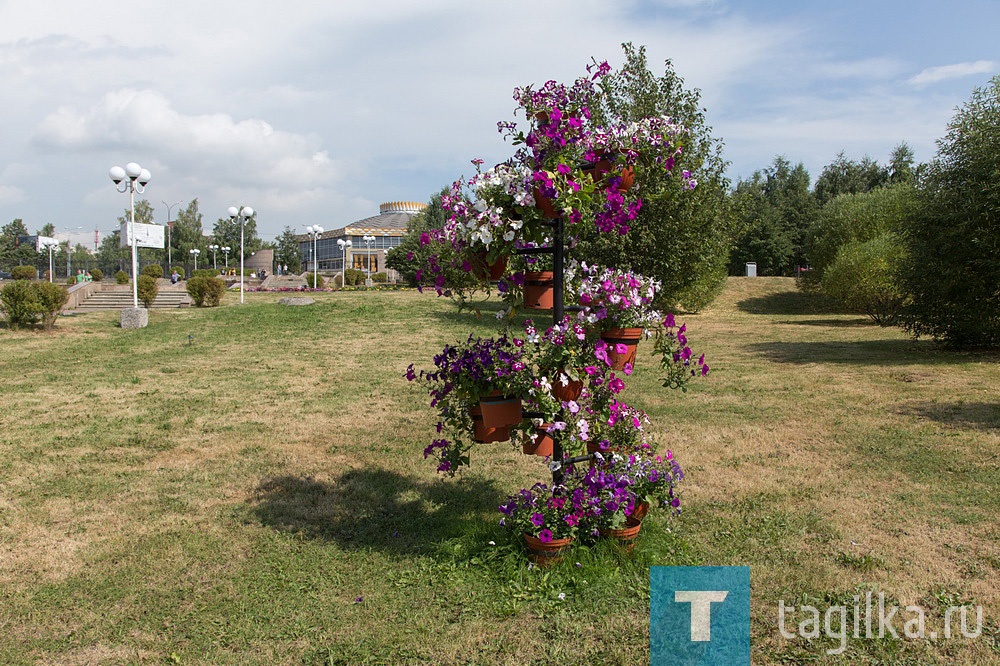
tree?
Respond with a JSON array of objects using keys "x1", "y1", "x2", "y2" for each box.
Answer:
[
  {"x1": 822, "y1": 234, "x2": 907, "y2": 325},
  {"x1": 729, "y1": 156, "x2": 818, "y2": 276},
  {"x1": 899, "y1": 75, "x2": 1000, "y2": 347},
  {"x1": 887, "y1": 143, "x2": 916, "y2": 185},
  {"x1": 575, "y1": 43, "x2": 734, "y2": 312},
  {"x1": 274, "y1": 226, "x2": 303, "y2": 274},
  {"x1": 212, "y1": 211, "x2": 262, "y2": 263},
  {"x1": 170, "y1": 199, "x2": 208, "y2": 269},
  {"x1": 813, "y1": 152, "x2": 888, "y2": 206},
  {"x1": 0, "y1": 219, "x2": 37, "y2": 269},
  {"x1": 94, "y1": 230, "x2": 128, "y2": 276}
]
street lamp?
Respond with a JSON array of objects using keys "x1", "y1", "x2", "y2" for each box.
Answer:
[
  {"x1": 222, "y1": 246, "x2": 231, "y2": 270},
  {"x1": 208, "y1": 244, "x2": 219, "y2": 270},
  {"x1": 306, "y1": 225, "x2": 324, "y2": 289},
  {"x1": 38, "y1": 238, "x2": 59, "y2": 283},
  {"x1": 228, "y1": 206, "x2": 254, "y2": 304},
  {"x1": 109, "y1": 161, "x2": 151, "y2": 309},
  {"x1": 337, "y1": 238, "x2": 352, "y2": 289},
  {"x1": 362, "y1": 235, "x2": 376, "y2": 286},
  {"x1": 162, "y1": 200, "x2": 181, "y2": 271},
  {"x1": 190, "y1": 248, "x2": 200, "y2": 271}
]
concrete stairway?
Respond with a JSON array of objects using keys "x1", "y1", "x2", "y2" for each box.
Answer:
[{"x1": 73, "y1": 288, "x2": 192, "y2": 311}]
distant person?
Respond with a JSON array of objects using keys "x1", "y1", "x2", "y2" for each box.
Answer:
[
  {"x1": 170, "y1": 270, "x2": 180, "y2": 285},
  {"x1": 283, "y1": 264, "x2": 288, "y2": 275}
]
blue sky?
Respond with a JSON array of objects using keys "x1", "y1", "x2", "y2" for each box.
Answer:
[{"x1": 0, "y1": 0, "x2": 997, "y2": 246}]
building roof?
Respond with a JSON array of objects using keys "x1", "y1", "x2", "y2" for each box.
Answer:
[{"x1": 297, "y1": 201, "x2": 425, "y2": 241}]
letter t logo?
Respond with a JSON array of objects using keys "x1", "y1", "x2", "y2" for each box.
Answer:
[{"x1": 675, "y1": 591, "x2": 729, "y2": 641}]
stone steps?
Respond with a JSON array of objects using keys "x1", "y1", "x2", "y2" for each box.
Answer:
[{"x1": 73, "y1": 289, "x2": 192, "y2": 311}]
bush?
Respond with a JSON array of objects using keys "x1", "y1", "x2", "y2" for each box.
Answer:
[
  {"x1": 344, "y1": 268, "x2": 367, "y2": 286},
  {"x1": 137, "y1": 275, "x2": 159, "y2": 308},
  {"x1": 186, "y1": 275, "x2": 226, "y2": 307},
  {"x1": 34, "y1": 281, "x2": 68, "y2": 330},
  {"x1": 171, "y1": 266, "x2": 185, "y2": 280},
  {"x1": 192, "y1": 269, "x2": 217, "y2": 280},
  {"x1": 115, "y1": 270, "x2": 129, "y2": 285},
  {"x1": 372, "y1": 272, "x2": 387, "y2": 283},
  {"x1": 90, "y1": 268, "x2": 103, "y2": 282},
  {"x1": 822, "y1": 234, "x2": 906, "y2": 326},
  {"x1": 11, "y1": 265, "x2": 36, "y2": 281},
  {"x1": 305, "y1": 272, "x2": 325, "y2": 289},
  {"x1": 1, "y1": 280, "x2": 40, "y2": 329},
  {"x1": 141, "y1": 264, "x2": 164, "y2": 279},
  {"x1": 66, "y1": 276, "x2": 77, "y2": 286}
]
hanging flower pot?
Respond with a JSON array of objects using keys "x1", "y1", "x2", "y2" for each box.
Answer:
[
  {"x1": 551, "y1": 373, "x2": 583, "y2": 403},
  {"x1": 599, "y1": 516, "x2": 642, "y2": 551},
  {"x1": 582, "y1": 154, "x2": 635, "y2": 192},
  {"x1": 474, "y1": 252, "x2": 507, "y2": 281},
  {"x1": 523, "y1": 423, "x2": 554, "y2": 457},
  {"x1": 523, "y1": 533, "x2": 573, "y2": 567},
  {"x1": 523, "y1": 271, "x2": 555, "y2": 310},
  {"x1": 470, "y1": 404, "x2": 509, "y2": 443},
  {"x1": 600, "y1": 327, "x2": 644, "y2": 370},
  {"x1": 533, "y1": 188, "x2": 559, "y2": 219},
  {"x1": 479, "y1": 392, "x2": 522, "y2": 429}
]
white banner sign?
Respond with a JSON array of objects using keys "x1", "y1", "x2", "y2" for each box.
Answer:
[
  {"x1": 119, "y1": 222, "x2": 166, "y2": 249},
  {"x1": 36, "y1": 235, "x2": 59, "y2": 251}
]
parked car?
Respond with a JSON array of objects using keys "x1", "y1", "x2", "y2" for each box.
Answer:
[{"x1": 0, "y1": 270, "x2": 13, "y2": 280}]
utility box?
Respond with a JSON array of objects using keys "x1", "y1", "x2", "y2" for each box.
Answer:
[{"x1": 745, "y1": 262, "x2": 757, "y2": 277}]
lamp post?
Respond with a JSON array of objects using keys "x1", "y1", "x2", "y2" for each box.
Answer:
[
  {"x1": 38, "y1": 238, "x2": 59, "y2": 282},
  {"x1": 162, "y1": 200, "x2": 181, "y2": 271},
  {"x1": 227, "y1": 206, "x2": 254, "y2": 304},
  {"x1": 337, "y1": 238, "x2": 352, "y2": 288},
  {"x1": 190, "y1": 248, "x2": 200, "y2": 271},
  {"x1": 109, "y1": 162, "x2": 151, "y2": 309},
  {"x1": 306, "y1": 225, "x2": 324, "y2": 289},
  {"x1": 222, "y1": 246, "x2": 231, "y2": 270},
  {"x1": 362, "y1": 234, "x2": 375, "y2": 286},
  {"x1": 208, "y1": 244, "x2": 219, "y2": 270}
]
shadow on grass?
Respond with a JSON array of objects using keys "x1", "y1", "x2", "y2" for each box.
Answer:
[
  {"x1": 780, "y1": 317, "x2": 874, "y2": 328},
  {"x1": 897, "y1": 401, "x2": 1000, "y2": 432},
  {"x1": 250, "y1": 468, "x2": 505, "y2": 555},
  {"x1": 747, "y1": 339, "x2": 949, "y2": 365},
  {"x1": 737, "y1": 290, "x2": 844, "y2": 316}
]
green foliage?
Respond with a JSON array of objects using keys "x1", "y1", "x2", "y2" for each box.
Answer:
[
  {"x1": 0, "y1": 219, "x2": 38, "y2": 269},
  {"x1": 137, "y1": 275, "x2": 159, "y2": 309},
  {"x1": 191, "y1": 269, "x2": 217, "y2": 280},
  {"x1": 211, "y1": 208, "x2": 262, "y2": 260},
  {"x1": 344, "y1": 268, "x2": 366, "y2": 286},
  {"x1": 65, "y1": 276, "x2": 76, "y2": 286},
  {"x1": 574, "y1": 43, "x2": 733, "y2": 312},
  {"x1": 94, "y1": 231, "x2": 128, "y2": 277},
  {"x1": 141, "y1": 264, "x2": 164, "y2": 279},
  {"x1": 729, "y1": 157, "x2": 818, "y2": 277},
  {"x1": 33, "y1": 281, "x2": 68, "y2": 331},
  {"x1": 803, "y1": 183, "x2": 918, "y2": 287},
  {"x1": 822, "y1": 234, "x2": 906, "y2": 325},
  {"x1": 0, "y1": 280, "x2": 40, "y2": 329},
  {"x1": 185, "y1": 275, "x2": 226, "y2": 307},
  {"x1": 11, "y1": 265, "x2": 36, "y2": 281},
  {"x1": 114, "y1": 270, "x2": 129, "y2": 285},
  {"x1": 274, "y1": 227, "x2": 302, "y2": 274},
  {"x1": 372, "y1": 271, "x2": 387, "y2": 283},
  {"x1": 89, "y1": 268, "x2": 103, "y2": 282},
  {"x1": 813, "y1": 152, "x2": 889, "y2": 206},
  {"x1": 304, "y1": 272, "x2": 325, "y2": 289},
  {"x1": 170, "y1": 266, "x2": 185, "y2": 280},
  {"x1": 899, "y1": 75, "x2": 1000, "y2": 347}
]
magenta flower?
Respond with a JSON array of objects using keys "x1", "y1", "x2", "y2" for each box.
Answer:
[{"x1": 538, "y1": 529, "x2": 554, "y2": 543}]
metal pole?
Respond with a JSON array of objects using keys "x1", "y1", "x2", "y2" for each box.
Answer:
[
  {"x1": 130, "y1": 184, "x2": 139, "y2": 308},
  {"x1": 240, "y1": 219, "x2": 245, "y2": 304},
  {"x1": 551, "y1": 213, "x2": 565, "y2": 486}
]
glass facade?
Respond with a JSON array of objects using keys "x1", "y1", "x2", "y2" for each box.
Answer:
[{"x1": 298, "y1": 233, "x2": 404, "y2": 272}]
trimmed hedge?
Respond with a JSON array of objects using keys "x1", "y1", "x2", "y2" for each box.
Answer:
[
  {"x1": 115, "y1": 270, "x2": 129, "y2": 285},
  {"x1": 137, "y1": 275, "x2": 159, "y2": 308},
  {"x1": 186, "y1": 275, "x2": 226, "y2": 306},
  {"x1": 11, "y1": 266, "x2": 36, "y2": 281}
]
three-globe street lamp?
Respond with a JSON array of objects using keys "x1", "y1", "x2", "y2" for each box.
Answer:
[
  {"x1": 38, "y1": 237, "x2": 59, "y2": 283},
  {"x1": 337, "y1": 238, "x2": 352, "y2": 289},
  {"x1": 208, "y1": 244, "x2": 220, "y2": 270},
  {"x1": 228, "y1": 206, "x2": 254, "y2": 304},
  {"x1": 222, "y1": 246, "x2": 231, "y2": 270},
  {"x1": 362, "y1": 235, "x2": 376, "y2": 286},
  {"x1": 109, "y1": 162, "x2": 151, "y2": 308},
  {"x1": 190, "y1": 248, "x2": 200, "y2": 271},
  {"x1": 306, "y1": 225, "x2": 324, "y2": 289}
]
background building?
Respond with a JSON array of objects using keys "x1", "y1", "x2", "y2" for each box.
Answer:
[{"x1": 297, "y1": 201, "x2": 424, "y2": 280}]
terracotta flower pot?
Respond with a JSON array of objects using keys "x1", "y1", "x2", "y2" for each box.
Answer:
[
  {"x1": 523, "y1": 424, "x2": 554, "y2": 457},
  {"x1": 533, "y1": 188, "x2": 559, "y2": 219},
  {"x1": 583, "y1": 154, "x2": 635, "y2": 192},
  {"x1": 599, "y1": 516, "x2": 642, "y2": 551},
  {"x1": 470, "y1": 405, "x2": 509, "y2": 443},
  {"x1": 600, "y1": 327, "x2": 644, "y2": 370},
  {"x1": 523, "y1": 271, "x2": 555, "y2": 310},
  {"x1": 551, "y1": 372, "x2": 583, "y2": 403},
  {"x1": 478, "y1": 393, "x2": 522, "y2": 429},
  {"x1": 631, "y1": 501, "x2": 651, "y2": 522},
  {"x1": 475, "y1": 252, "x2": 507, "y2": 281},
  {"x1": 523, "y1": 532, "x2": 573, "y2": 567}
]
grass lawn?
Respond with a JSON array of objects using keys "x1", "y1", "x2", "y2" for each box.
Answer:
[{"x1": 1, "y1": 277, "x2": 997, "y2": 665}]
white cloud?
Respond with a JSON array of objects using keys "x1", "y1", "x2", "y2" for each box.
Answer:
[
  {"x1": 0, "y1": 185, "x2": 26, "y2": 205},
  {"x1": 908, "y1": 60, "x2": 998, "y2": 87}
]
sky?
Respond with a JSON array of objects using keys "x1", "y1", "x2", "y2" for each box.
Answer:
[{"x1": 1, "y1": 0, "x2": 998, "y2": 248}]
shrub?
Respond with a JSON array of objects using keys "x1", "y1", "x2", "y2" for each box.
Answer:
[
  {"x1": 346, "y1": 268, "x2": 368, "y2": 286},
  {"x1": 1, "y1": 280, "x2": 40, "y2": 329},
  {"x1": 90, "y1": 268, "x2": 103, "y2": 282},
  {"x1": 171, "y1": 266, "x2": 185, "y2": 280},
  {"x1": 42, "y1": 270, "x2": 53, "y2": 282},
  {"x1": 186, "y1": 275, "x2": 226, "y2": 307},
  {"x1": 66, "y1": 276, "x2": 77, "y2": 286},
  {"x1": 115, "y1": 270, "x2": 129, "y2": 285},
  {"x1": 137, "y1": 275, "x2": 159, "y2": 308},
  {"x1": 141, "y1": 264, "x2": 164, "y2": 279},
  {"x1": 305, "y1": 272, "x2": 325, "y2": 289},
  {"x1": 34, "y1": 281, "x2": 68, "y2": 331},
  {"x1": 372, "y1": 272, "x2": 387, "y2": 283},
  {"x1": 192, "y1": 269, "x2": 217, "y2": 280},
  {"x1": 11, "y1": 265, "x2": 36, "y2": 281},
  {"x1": 822, "y1": 234, "x2": 906, "y2": 326}
]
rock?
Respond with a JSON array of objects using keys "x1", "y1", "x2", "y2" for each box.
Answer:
[
  {"x1": 278, "y1": 297, "x2": 315, "y2": 306},
  {"x1": 120, "y1": 306, "x2": 149, "y2": 329}
]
